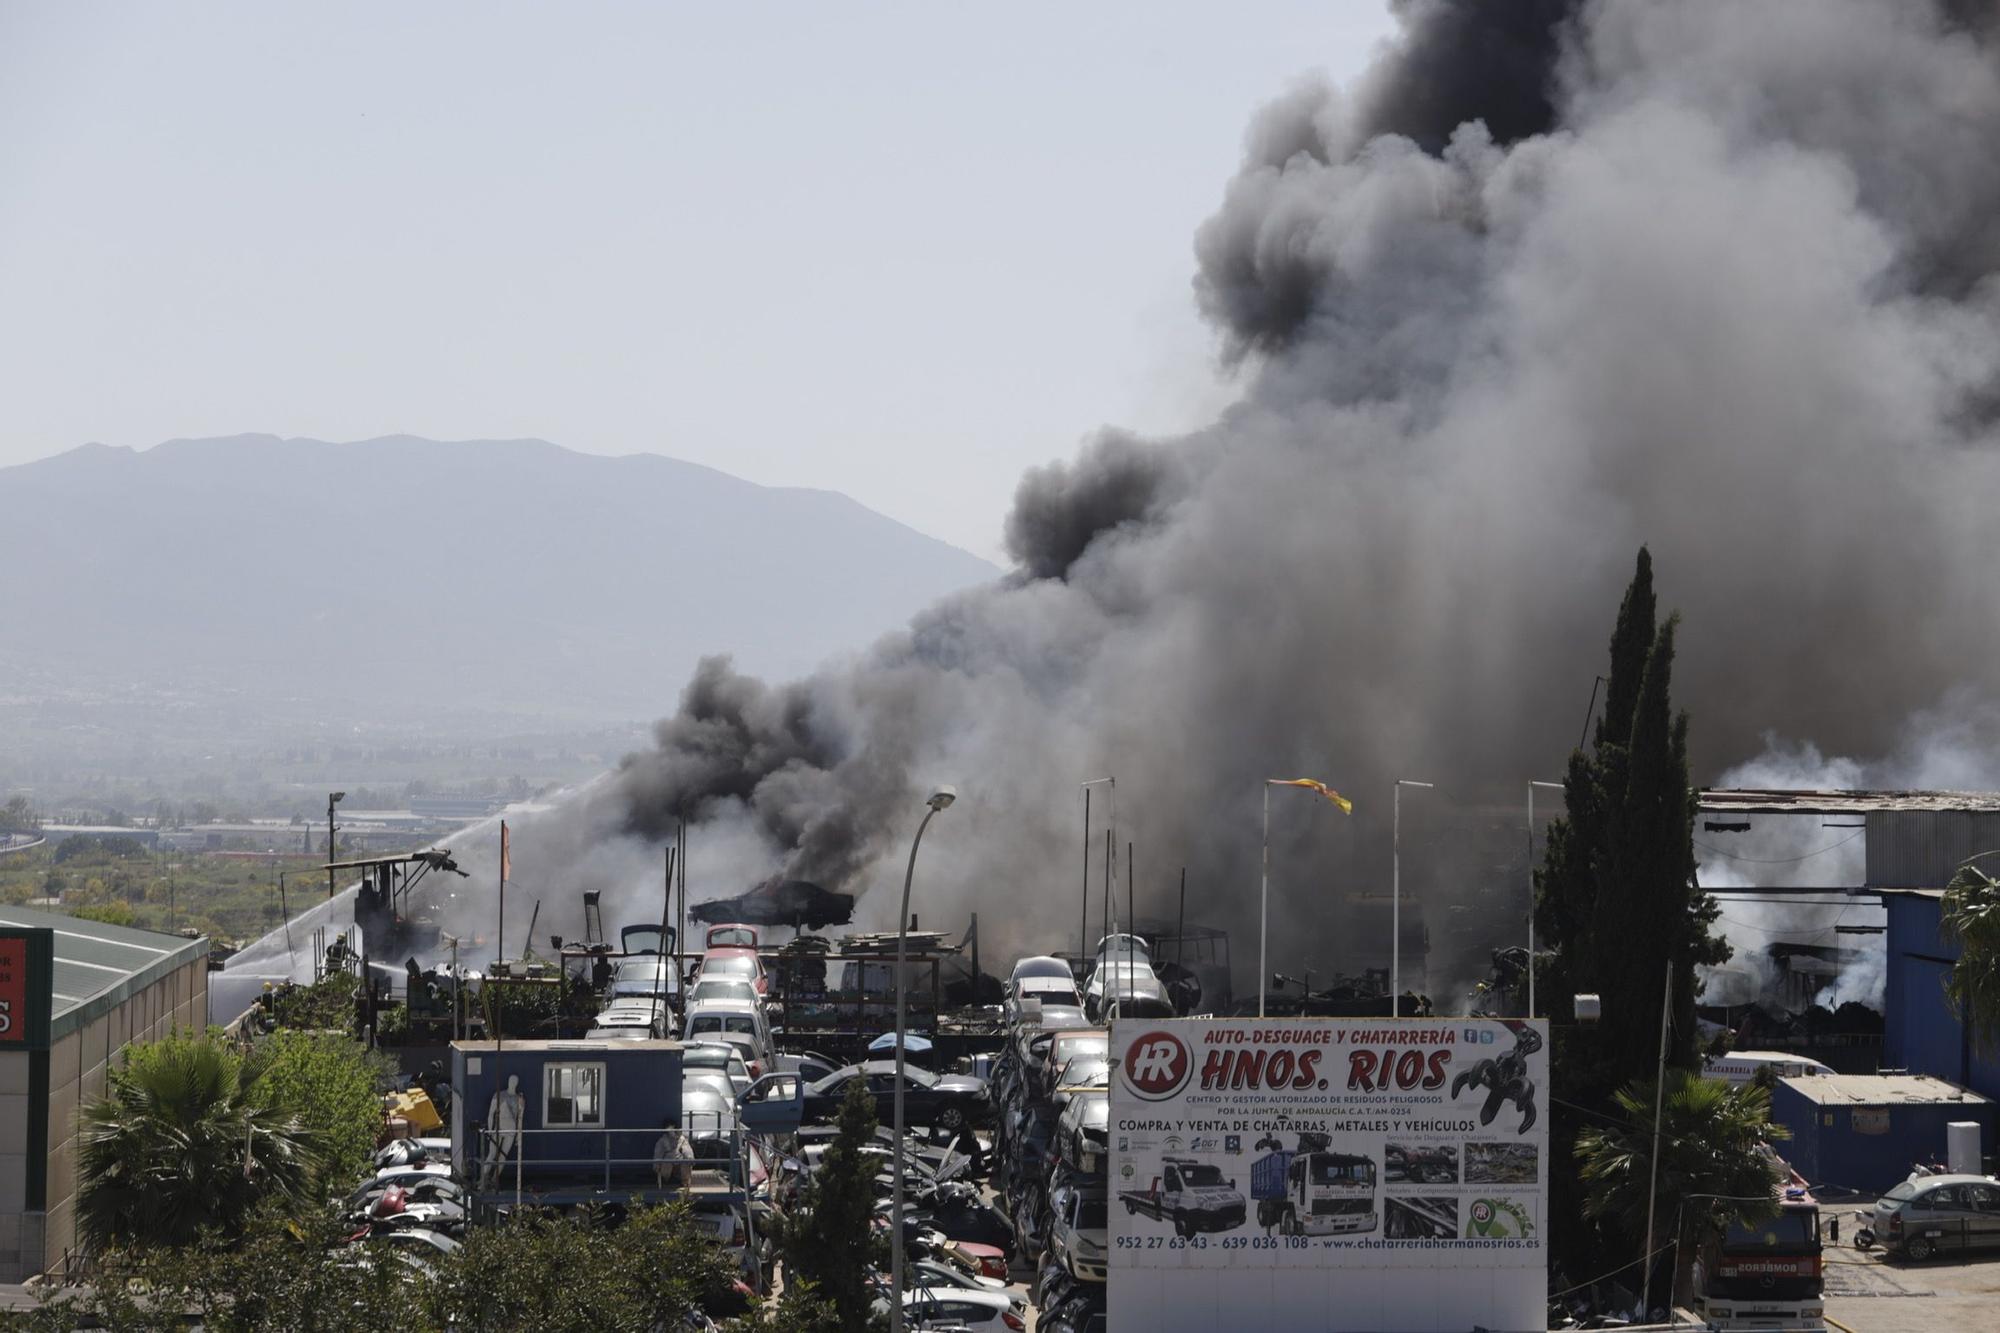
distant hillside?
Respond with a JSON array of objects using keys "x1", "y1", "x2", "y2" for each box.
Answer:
[{"x1": 0, "y1": 435, "x2": 997, "y2": 722}]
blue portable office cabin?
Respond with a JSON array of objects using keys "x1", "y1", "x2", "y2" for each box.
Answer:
[
  {"x1": 451, "y1": 1038, "x2": 744, "y2": 1207},
  {"x1": 1771, "y1": 1073, "x2": 1993, "y2": 1193}
]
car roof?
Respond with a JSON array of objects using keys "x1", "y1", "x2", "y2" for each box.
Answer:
[
  {"x1": 1905, "y1": 1174, "x2": 1997, "y2": 1189},
  {"x1": 683, "y1": 1042, "x2": 748, "y2": 1064},
  {"x1": 685, "y1": 998, "x2": 759, "y2": 1015}
]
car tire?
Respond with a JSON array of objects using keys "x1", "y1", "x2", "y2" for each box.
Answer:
[
  {"x1": 938, "y1": 1106, "x2": 966, "y2": 1132},
  {"x1": 1905, "y1": 1235, "x2": 1936, "y2": 1262}
]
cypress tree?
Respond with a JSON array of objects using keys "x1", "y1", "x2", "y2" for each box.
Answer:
[
  {"x1": 1534, "y1": 549, "x2": 1729, "y2": 1270},
  {"x1": 1535, "y1": 548, "x2": 1722, "y2": 1074}
]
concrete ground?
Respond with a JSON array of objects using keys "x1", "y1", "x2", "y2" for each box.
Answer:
[{"x1": 1821, "y1": 1222, "x2": 2000, "y2": 1333}]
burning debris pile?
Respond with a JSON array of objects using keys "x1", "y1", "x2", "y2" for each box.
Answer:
[{"x1": 414, "y1": 1, "x2": 2000, "y2": 988}]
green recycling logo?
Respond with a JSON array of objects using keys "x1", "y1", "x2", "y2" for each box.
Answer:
[{"x1": 1467, "y1": 1198, "x2": 1534, "y2": 1239}]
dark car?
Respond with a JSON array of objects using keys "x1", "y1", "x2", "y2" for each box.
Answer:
[
  {"x1": 803, "y1": 1060, "x2": 990, "y2": 1131},
  {"x1": 689, "y1": 879, "x2": 855, "y2": 930}
]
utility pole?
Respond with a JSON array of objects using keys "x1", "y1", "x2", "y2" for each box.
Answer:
[{"x1": 326, "y1": 791, "x2": 345, "y2": 900}]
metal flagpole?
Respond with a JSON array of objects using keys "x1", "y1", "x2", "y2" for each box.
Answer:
[
  {"x1": 498, "y1": 820, "x2": 508, "y2": 967},
  {"x1": 1259, "y1": 782, "x2": 1270, "y2": 1019},
  {"x1": 1527, "y1": 781, "x2": 1563, "y2": 1019},
  {"x1": 1640, "y1": 959, "x2": 1672, "y2": 1322},
  {"x1": 1392, "y1": 780, "x2": 1434, "y2": 1018},
  {"x1": 1082, "y1": 785, "x2": 1091, "y2": 958}
]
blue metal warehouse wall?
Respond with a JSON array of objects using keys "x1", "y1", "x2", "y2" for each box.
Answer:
[
  {"x1": 1773, "y1": 1082, "x2": 1996, "y2": 1193},
  {"x1": 1882, "y1": 894, "x2": 2000, "y2": 1101}
]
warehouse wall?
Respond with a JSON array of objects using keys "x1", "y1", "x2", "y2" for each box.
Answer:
[
  {"x1": 3, "y1": 955, "x2": 209, "y2": 1281},
  {"x1": 1882, "y1": 894, "x2": 2000, "y2": 1101}
]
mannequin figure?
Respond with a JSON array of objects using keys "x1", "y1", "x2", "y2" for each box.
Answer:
[{"x1": 480, "y1": 1073, "x2": 526, "y2": 1187}]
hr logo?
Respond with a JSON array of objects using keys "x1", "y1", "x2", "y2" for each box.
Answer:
[{"x1": 1124, "y1": 1032, "x2": 1192, "y2": 1101}]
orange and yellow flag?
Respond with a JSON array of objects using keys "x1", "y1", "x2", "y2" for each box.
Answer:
[{"x1": 1270, "y1": 778, "x2": 1354, "y2": 814}]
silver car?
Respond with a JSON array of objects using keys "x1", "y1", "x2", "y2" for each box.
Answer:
[{"x1": 1872, "y1": 1174, "x2": 2000, "y2": 1260}]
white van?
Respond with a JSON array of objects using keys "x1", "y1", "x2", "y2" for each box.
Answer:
[
  {"x1": 682, "y1": 999, "x2": 772, "y2": 1074},
  {"x1": 1700, "y1": 1050, "x2": 1835, "y2": 1086}
]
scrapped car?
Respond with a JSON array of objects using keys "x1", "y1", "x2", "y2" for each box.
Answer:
[
  {"x1": 704, "y1": 922, "x2": 761, "y2": 950},
  {"x1": 690, "y1": 879, "x2": 855, "y2": 930},
  {"x1": 1055, "y1": 1091, "x2": 1109, "y2": 1175},
  {"x1": 682, "y1": 1041, "x2": 753, "y2": 1097},
  {"x1": 697, "y1": 946, "x2": 769, "y2": 996},
  {"x1": 682, "y1": 998, "x2": 773, "y2": 1072},
  {"x1": 802, "y1": 1061, "x2": 991, "y2": 1131},
  {"x1": 1006, "y1": 975, "x2": 1089, "y2": 1028},
  {"x1": 1083, "y1": 960, "x2": 1173, "y2": 1022},
  {"x1": 1048, "y1": 1183, "x2": 1109, "y2": 1283}
]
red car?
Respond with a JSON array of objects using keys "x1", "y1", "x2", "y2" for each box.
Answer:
[
  {"x1": 698, "y1": 946, "x2": 768, "y2": 997},
  {"x1": 705, "y1": 922, "x2": 760, "y2": 950}
]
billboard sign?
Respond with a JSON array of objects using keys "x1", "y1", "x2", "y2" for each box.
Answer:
[
  {"x1": 0, "y1": 929, "x2": 54, "y2": 1048},
  {"x1": 1109, "y1": 1018, "x2": 1547, "y2": 1275},
  {"x1": 0, "y1": 933, "x2": 31, "y2": 1043}
]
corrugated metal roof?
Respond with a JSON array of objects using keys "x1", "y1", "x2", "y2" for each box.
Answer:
[
  {"x1": 0, "y1": 904, "x2": 206, "y2": 1038},
  {"x1": 1778, "y1": 1073, "x2": 1989, "y2": 1106},
  {"x1": 1699, "y1": 789, "x2": 2000, "y2": 814}
]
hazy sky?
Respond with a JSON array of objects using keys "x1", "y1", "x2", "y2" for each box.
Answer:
[{"x1": 0, "y1": 2, "x2": 1396, "y2": 560}]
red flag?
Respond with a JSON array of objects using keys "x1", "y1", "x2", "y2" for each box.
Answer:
[{"x1": 500, "y1": 821, "x2": 511, "y2": 882}]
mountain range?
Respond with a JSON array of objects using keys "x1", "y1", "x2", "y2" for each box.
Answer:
[{"x1": 0, "y1": 434, "x2": 997, "y2": 725}]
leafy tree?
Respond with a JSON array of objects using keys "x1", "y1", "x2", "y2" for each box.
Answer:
[
  {"x1": 270, "y1": 971, "x2": 361, "y2": 1032},
  {"x1": 246, "y1": 1029, "x2": 393, "y2": 1184},
  {"x1": 5, "y1": 1214, "x2": 416, "y2": 1332},
  {"x1": 1577, "y1": 1070, "x2": 1787, "y2": 1300},
  {"x1": 0, "y1": 794, "x2": 36, "y2": 834},
  {"x1": 1536, "y1": 548, "x2": 1727, "y2": 1086},
  {"x1": 419, "y1": 1203, "x2": 733, "y2": 1332},
  {"x1": 73, "y1": 900, "x2": 136, "y2": 927},
  {"x1": 1943, "y1": 862, "x2": 2000, "y2": 1050},
  {"x1": 774, "y1": 1078, "x2": 886, "y2": 1330},
  {"x1": 77, "y1": 1031, "x2": 325, "y2": 1250}
]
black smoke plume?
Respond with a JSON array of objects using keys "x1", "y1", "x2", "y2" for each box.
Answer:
[{"x1": 496, "y1": 1, "x2": 2000, "y2": 996}]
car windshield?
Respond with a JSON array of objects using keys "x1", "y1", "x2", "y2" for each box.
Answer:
[
  {"x1": 1179, "y1": 1163, "x2": 1226, "y2": 1187},
  {"x1": 1059, "y1": 1059, "x2": 1110, "y2": 1089},
  {"x1": 709, "y1": 929, "x2": 756, "y2": 947},
  {"x1": 690, "y1": 1015, "x2": 757, "y2": 1036},
  {"x1": 1058, "y1": 1037, "x2": 1109, "y2": 1062},
  {"x1": 1080, "y1": 1098, "x2": 1108, "y2": 1129},
  {"x1": 693, "y1": 980, "x2": 756, "y2": 1003},
  {"x1": 1311, "y1": 1158, "x2": 1372, "y2": 1185},
  {"x1": 703, "y1": 955, "x2": 757, "y2": 978},
  {"x1": 1077, "y1": 1198, "x2": 1108, "y2": 1229},
  {"x1": 1723, "y1": 1211, "x2": 1818, "y2": 1249}
]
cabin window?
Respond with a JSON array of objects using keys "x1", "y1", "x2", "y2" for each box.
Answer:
[{"x1": 544, "y1": 1062, "x2": 606, "y2": 1128}]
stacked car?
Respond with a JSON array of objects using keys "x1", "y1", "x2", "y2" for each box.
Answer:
[{"x1": 988, "y1": 950, "x2": 1122, "y2": 1330}]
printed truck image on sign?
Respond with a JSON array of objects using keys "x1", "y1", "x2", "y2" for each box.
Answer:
[
  {"x1": 1108, "y1": 1017, "x2": 1550, "y2": 1333},
  {"x1": 1118, "y1": 1154, "x2": 1248, "y2": 1238}
]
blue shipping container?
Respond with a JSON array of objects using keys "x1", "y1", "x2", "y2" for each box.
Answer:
[{"x1": 1250, "y1": 1150, "x2": 1292, "y2": 1201}]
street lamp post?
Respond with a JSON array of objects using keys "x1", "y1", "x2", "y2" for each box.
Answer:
[
  {"x1": 890, "y1": 786, "x2": 956, "y2": 1333},
  {"x1": 1392, "y1": 780, "x2": 1433, "y2": 1018},
  {"x1": 1527, "y1": 780, "x2": 1563, "y2": 1019},
  {"x1": 326, "y1": 791, "x2": 345, "y2": 900}
]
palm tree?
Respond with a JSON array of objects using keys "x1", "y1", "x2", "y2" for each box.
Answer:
[
  {"x1": 1576, "y1": 1070, "x2": 1785, "y2": 1285},
  {"x1": 1943, "y1": 862, "x2": 2000, "y2": 1051},
  {"x1": 77, "y1": 1031, "x2": 324, "y2": 1250}
]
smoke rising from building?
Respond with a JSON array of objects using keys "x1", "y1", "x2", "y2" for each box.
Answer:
[{"x1": 423, "y1": 1, "x2": 2000, "y2": 993}]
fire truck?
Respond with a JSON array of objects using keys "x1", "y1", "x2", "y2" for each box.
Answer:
[{"x1": 1690, "y1": 1169, "x2": 1825, "y2": 1331}]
